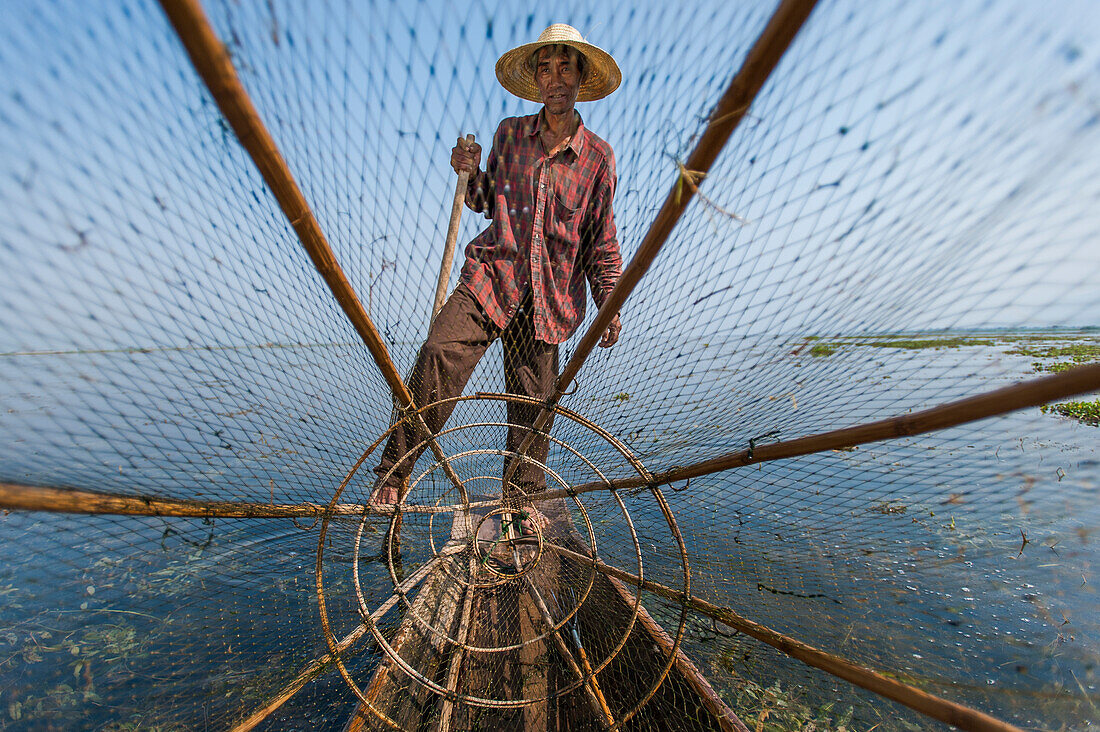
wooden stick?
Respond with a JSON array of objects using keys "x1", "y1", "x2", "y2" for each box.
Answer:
[
  {"x1": 232, "y1": 554, "x2": 450, "y2": 732},
  {"x1": 545, "y1": 543, "x2": 1024, "y2": 732},
  {"x1": 0, "y1": 481, "x2": 370, "y2": 518},
  {"x1": 157, "y1": 0, "x2": 410, "y2": 408},
  {"x1": 603, "y1": 574, "x2": 748, "y2": 732},
  {"x1": 522, "y1": 362, "x2": 1100, "y2": 503},
  {"x1": 522, "y1": 573, "x2": 614, "y2": 728},
  {"x1": 575, "y1": 644, "x2": 615, "y2": 727},
  {"x1": 503, "y1": 0, "x2": 820, "y2": 487},
  {"x1": 432, "y1": 134, "x2": 476, "y2": 329},
  {"x1": 436, "y1": 555, "x2": 477, "y2": 732},
  {"x1": 158, "y1": 0, "x2": 469, "y2": 504}
]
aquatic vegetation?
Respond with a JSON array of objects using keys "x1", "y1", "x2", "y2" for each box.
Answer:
[
  {"x1": 1041, "y1": 399, "x2": 1100, "y2": 426},
  {"x1": 867, "y1": 337, "x2": 994, "y2": 349},
  {"x1": 714, "y1": 669, "x2": 858, "y2": 731},
  {"x1": 799, "y1": 333, "x2": 1100, "y2": 378},
  {"x1": 1011, "y1": 341, "x2": 1100, "y2": 374},
  {"x1": 806, "y1": 335, "x2": 994, "y2": 356},
  {"x1": 6, "y1": 683, "x2": 98, "y2": 723},
  {"x1": 101, "y1": 720, "x2": 185, "y2": 732},
  {"x1": 1007, "y1": 343, "x2": 1100, "y2": 360},
  {"x1": 0, "y1": 616, "x2": 167, "y2": 725},
  {"x1": 1032, "y1": 361, "x2": 1078, "y2": 373}
]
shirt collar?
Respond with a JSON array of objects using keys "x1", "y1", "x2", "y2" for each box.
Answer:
[{"x1": 528, "y1": 109, "x2": 586, "y2": 157}]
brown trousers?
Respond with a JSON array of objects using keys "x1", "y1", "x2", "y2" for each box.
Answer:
[{"x1": 374, "y1": 283, "x2": 558, "y2": 492}]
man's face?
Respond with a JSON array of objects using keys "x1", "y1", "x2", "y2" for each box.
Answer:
[{"x1": 534, "y1": 46, "x2": 582, "y2": 116}]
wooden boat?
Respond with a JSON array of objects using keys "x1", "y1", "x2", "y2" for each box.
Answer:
[{"x1": 343, "y1": 500, "x2": 747, "y2": 731}]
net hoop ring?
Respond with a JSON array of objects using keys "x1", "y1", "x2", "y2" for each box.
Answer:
[{"x1": 316, "y1": 392, "x2": 691, "y2": 726}]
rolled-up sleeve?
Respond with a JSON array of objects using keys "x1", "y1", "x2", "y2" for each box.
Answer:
[{"x1": 581, "y1": 154, "x2": 622, "y2": 308}]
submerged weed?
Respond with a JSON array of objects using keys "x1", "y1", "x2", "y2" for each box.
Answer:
[{"x1": 713, "y1": 665, "x2": 857, "y2": 731}]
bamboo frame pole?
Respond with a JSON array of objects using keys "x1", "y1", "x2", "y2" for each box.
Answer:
[
  {"x1": 545, "y1": 543, "x2": 1024, "y2": 732},
  {"x1": 513, "y1": 362, "x2": 1100, "y2": 504},
  {"x1": 157, "y1": 0, "x2": 408, "y2": 407},
  {"x1": 157, "y1": 0, "x2": 468, "y2": 502},
  {"x1": 522, "y1": 573, "x2": 614, "y2": 728},
  {"x1": 602, "y1": 573, "x2": 747, "y2": 732},
  {"x1": 232, "y1": 553, "x2": 453, "y2": 732},
  {"x1": 503, "y1": 0, "x2": 819, "y2": 487},
  {"x1": 0, "y1": 482, "x2": 373, "y2": 518},
  {"x1": 436, "y1": 555, "x2": 477, "y2": 732}
]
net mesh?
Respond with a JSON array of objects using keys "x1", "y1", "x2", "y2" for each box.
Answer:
[{"x1": 2, "y1": 0, "x2": 1099, "y2": 729}]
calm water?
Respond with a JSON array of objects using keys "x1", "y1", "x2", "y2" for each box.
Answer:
[{"x1": 1, "y1": 331, "x2": 1097, "y2": 729}]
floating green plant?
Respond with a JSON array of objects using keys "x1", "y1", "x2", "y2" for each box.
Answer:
[
  {"x1": 1012, "y1": 341, "x2": 1100, "y2": 374},
  {"x1": 1041, "y1": 400, "x2": 1100, "y2": 426},
  {"x1": 867, "y1": 337, "x2": 994, "y2": 349},
  {"x1": 1008, "y1": 343, "x2": 1100, "y2": 360},
  {"x1": 1032, "y1": 361, "x2": 1078, "y2": 373}
]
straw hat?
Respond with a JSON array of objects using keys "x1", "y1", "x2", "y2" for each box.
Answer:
[{"x1": 495, "y1": 24, "x2": 621, "y2": 103}]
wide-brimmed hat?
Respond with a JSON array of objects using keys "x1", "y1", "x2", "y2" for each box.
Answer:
[{"x1": 495, "y1": 24, "x2": 621, "y2": 103}]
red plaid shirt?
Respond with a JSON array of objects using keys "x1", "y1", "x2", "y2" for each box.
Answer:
[{"x1": 460, "y1": 111, "x2": 622, "y2": 345}]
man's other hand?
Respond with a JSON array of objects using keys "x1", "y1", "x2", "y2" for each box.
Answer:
[
  {"x1": 451, "y1": 137, "x2": 482, "y2": 176},
  {"x1": 599, "y1": 314, "x2": 622, "y2": 348}
]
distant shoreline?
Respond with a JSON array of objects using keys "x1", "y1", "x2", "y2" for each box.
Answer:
[{"x1": 2, "y1": 327, "x2": 1096, "y2": 359}]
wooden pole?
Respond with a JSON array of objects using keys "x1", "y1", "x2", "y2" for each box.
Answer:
[
  {"x1": 554, "y1": 0, "x2": 818, "y2": 399},
  {"x1": 157, "y1": 0, "x2": 410, "y2": 408},
  {"x1": 521, "y1": 362, "x2": 1100, "y2": 504},
  {"x1": 522, "y1": 573, "x2": 614, "y2": 728},
  {"x1": 503, "y1": 0, "x2": 820, "y2": 487},
  {"x1": 19, "y1": 352, "x2": 1089, "y2": 520},
  {"x1": 0, "y1": 481, "x2": 370, "y2": 519},
  {"x1": 232, "y1": 554, "x2": 452, "y2": 732},
  {"x1": 436, "y1": 555, "x2": 478, "y2": 732},
  {"x1": 158, "y1": 0, "x2": 468, "y2": 503},
  {"x1": 546, "y1": 543, "x2": 1024, "y2": 732},
  {"x1": 432, "y1": 134, "x2": 475, "y2": 329},
  {"x1": 603, "y1": 574, "x2": 748, "y2": 732}
]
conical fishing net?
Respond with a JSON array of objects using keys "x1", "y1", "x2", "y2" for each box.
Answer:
[{"x1": 2, "y1": 0, "x2": 1099, "y2": 730}]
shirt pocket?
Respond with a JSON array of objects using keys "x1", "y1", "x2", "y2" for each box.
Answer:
[{"x1": 548, "y1": 190, "x2": 581, "y2": 244}]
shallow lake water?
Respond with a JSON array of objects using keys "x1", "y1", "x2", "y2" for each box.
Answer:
[{"x1": 1, "y1": 330, "x2": 1097, "y2": 729}]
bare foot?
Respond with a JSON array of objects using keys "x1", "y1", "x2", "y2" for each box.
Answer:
[
  {"x1": 370, "y1": 483, "x2": 399, "y2": 505},
  {"x1": 519, "y1": 508, "x2": 549, "y2": 535}
]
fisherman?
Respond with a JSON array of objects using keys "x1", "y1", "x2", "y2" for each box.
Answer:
[{"x1": 371, "y1": 24, "x2": 623, "y2": 504}]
